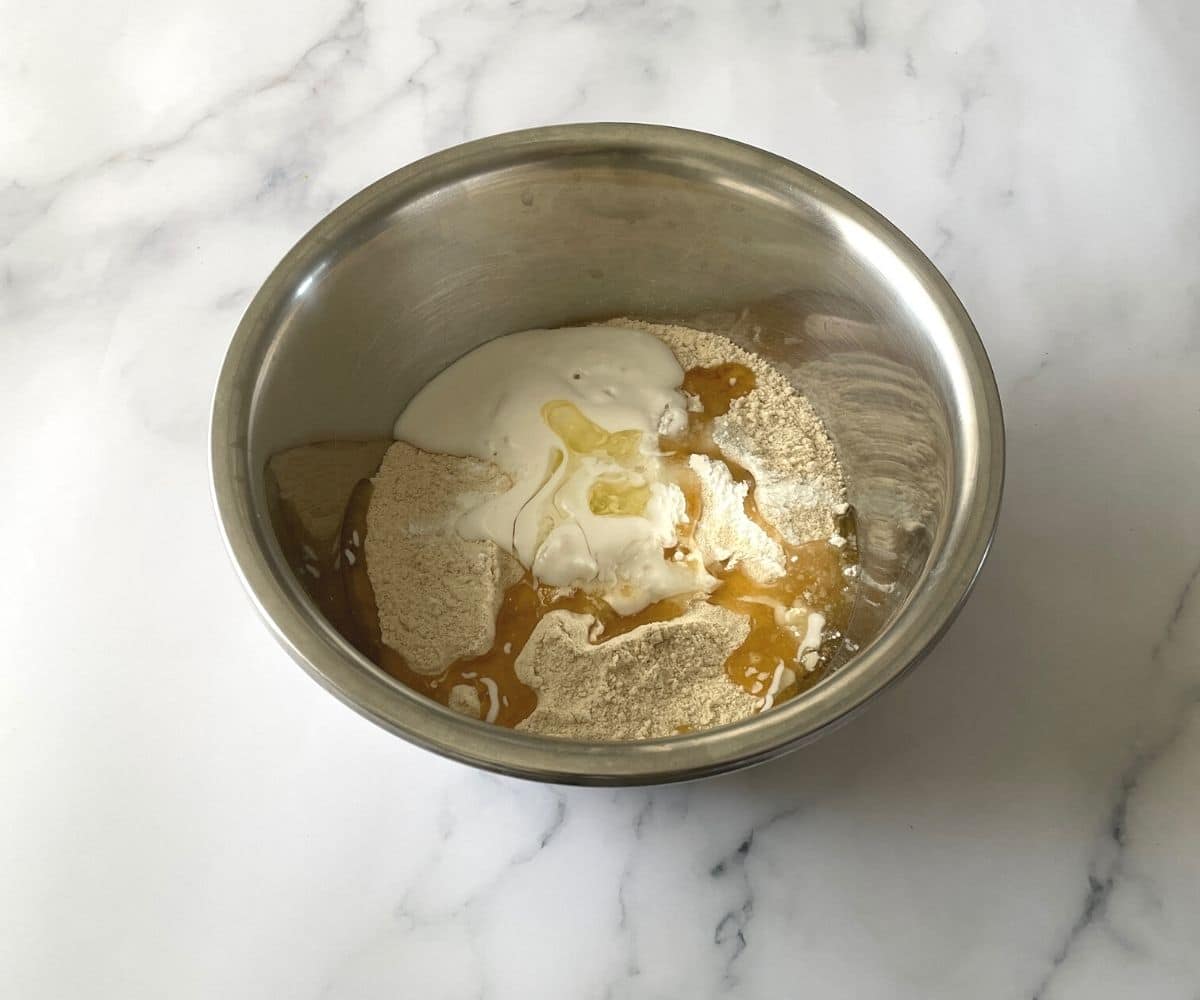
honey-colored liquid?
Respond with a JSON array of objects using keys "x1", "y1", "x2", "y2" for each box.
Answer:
[
  {"x1": 274, "y1": 363, "x2": 858, "y2": 728},
  {"x1": 659, "y1": 363, "x2": 857, "y2": 704}
]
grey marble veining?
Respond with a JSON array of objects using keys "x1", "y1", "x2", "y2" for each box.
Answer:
[{"x1": 3, "y1": 1, "x2": 1199, "y2": 997}]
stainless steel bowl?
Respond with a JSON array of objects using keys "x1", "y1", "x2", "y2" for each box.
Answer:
[{"x1": 211, "y1": 123, "x2": 1003, "y2": 785}]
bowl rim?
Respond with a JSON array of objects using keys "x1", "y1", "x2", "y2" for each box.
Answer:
[{"x1": 210, "y1": 122, "x2": 1005, "y2": 785}]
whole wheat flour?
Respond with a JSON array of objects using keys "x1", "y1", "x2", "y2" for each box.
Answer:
[
  {"x1": 366, "y1": 442, "x2": 524, "y2": 675},
  {"x1": 609, "y1": 318, "x2": 845, "y2": 545},
  {"x1": 514, "y1": 602, "x2": 756, "y2": 740},
  {"x1": 269, "y1": 440, "x2": 390, "y2": 552},
  {"x1": 448, "y1": 684, "x2": 483, "y2": 718}
]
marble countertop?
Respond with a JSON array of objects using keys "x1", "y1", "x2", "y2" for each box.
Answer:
[{"x1": 4, "y1": 1, "x2": 1199, "y2": 996}]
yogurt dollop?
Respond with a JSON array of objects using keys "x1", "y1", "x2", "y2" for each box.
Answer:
[{"x1": 394, "y1": 326, "x2": 716, "y2": 613}]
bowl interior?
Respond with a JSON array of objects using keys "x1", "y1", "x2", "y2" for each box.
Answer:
[{"x1": 217, "y1": 125, "x2": 1002, "y2": 783}]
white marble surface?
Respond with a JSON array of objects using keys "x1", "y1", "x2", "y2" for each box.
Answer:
[{"x1": 4, "y1": 1, "x2": 1200, "y2": 996}]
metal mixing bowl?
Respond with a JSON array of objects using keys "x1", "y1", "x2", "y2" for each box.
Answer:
[{"x1": 211, "y1": 124, "x2": 1003, "y2": 785}]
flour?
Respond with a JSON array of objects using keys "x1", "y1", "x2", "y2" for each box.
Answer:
[
  {"x1": 514, "y1": 602, "x2": 757, "y2": 740},
  {"x1": 366, "y1": 442, "x2": 524, "y2": 675},
  {"x1": 448, "y1": 684, "x2": 482, "y2": 718},
  {"x1": 269, "y1": 440, "x2": 390, "y2": 552},
  {"x1": 688, "y1": 453, "x2": 786, "y2": 582},
  {"x1": 366, "y1": 320, "x2": 848, "y2": 736},
  {"x1": 608, "y1": 318, "x2": 845, "y2": 544}
]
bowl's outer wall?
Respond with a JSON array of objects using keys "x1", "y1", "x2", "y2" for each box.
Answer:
[{"x1": 212, "y1": 124, "x2": 1003, "y2": 784}]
